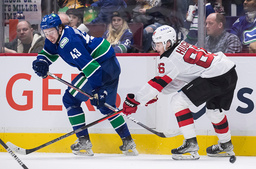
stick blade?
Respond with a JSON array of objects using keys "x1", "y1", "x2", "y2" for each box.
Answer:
[{"x1": 6, "y1": 142, "x2": 27, "y2": 155}]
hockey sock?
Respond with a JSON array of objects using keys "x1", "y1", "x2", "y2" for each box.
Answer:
[
  {"x1": 67, "y1": 106, "x2": 88, "y2": 137},
  {"x1": 212, "y1": 115, "x2": 231, "y2": 143},
  {"x1": 109, "y1": 114, "x2": 131, "y2": 138},
  {"x1": 175, "y1": 109, "x2": 196, "y2": 139},
  {"x1": 212, "y1": 115, "x2": 229, "y2": 134},
  {"x1": 206, "y1": 109, "x2": 231, "y2": 143}
]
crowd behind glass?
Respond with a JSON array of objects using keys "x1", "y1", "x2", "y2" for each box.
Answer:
[{"x1": 1, "y1": 0, "x2": 253, "y2": 54}]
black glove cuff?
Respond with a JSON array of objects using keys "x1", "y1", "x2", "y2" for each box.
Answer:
[{"x1": 125, "y1": 94, "x2": 140, "y2": 107}]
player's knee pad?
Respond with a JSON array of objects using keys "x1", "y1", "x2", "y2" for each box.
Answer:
[
  {"x1": 62, "y1": 90, "x2": 81, "y2": 109},
  {"x1": 171, "y1": 92, "x2": 191, "y2": 112},
  {"x1": 206, "y1": 108, "x2": 225, "y2": 124}
]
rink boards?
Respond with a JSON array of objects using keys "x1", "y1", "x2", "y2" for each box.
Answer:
[{"x1": 0, "y1": 53, "x2": 256, "y2": 156}]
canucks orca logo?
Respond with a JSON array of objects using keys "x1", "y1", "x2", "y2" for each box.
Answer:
[{"x1": 243, "y1": 28, "x2": 256, "y2": 45}]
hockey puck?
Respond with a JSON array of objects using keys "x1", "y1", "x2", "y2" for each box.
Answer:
[{"x1": 229, "y1": 155, "x2": 236, "y2": 163}]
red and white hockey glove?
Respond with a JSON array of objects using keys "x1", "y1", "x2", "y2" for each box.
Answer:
[
  {"x1": 123, "y1": 94, "x2": 140, "y2": 115},
  {"x1": 145, "y1": 96, "x2": 158, "y2": 106}
]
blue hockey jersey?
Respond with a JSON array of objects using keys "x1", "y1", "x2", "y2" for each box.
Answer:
[
  {"x1": 37, "y1": 26, "x2": 116, "y2": 89},
  {"x1": 230, "y1": 16, "x2": 256, "y2": 52}
]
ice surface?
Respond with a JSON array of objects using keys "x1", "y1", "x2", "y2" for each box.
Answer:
[{"x1": 0, "y1": 152, "x2": 255, "y2": 169}]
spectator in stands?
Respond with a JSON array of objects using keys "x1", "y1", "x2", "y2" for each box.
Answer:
[
  {"x1": 3, "y1": 21, "x2": 44, "y2": 53},
  {"x1": 90, "y1": 0, "x2": 127, "y2": 24},
  {"x1": 133, "y1": 0, "x2": 181, "y2": 53},
  {"x1": 66, "y1": 8, "x2": 84, "y2": 29},
  {"x1": 202, "y1": 13, "x2": 242, "y2": 53},
  {"x1": 184, "y1": 0, "x2": 215, "y2": 45},
  {"x1": 103, "y1": 11, "x2": 133, "y2": 53},
  {"x1": 66, "y1": 8, "x2": 89, "y2": 33},
  {"x1": 230, "y1": 0, "x2": 256, "y2": 53}
]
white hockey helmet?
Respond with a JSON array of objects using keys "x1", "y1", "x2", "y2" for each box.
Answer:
[{"x1": 152, "y1": 25, "x2": 177, "y2": 51}]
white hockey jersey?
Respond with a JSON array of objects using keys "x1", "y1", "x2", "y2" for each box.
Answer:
[{"x1": 136, "y1": 41, "x2": 235, "y2": 104}]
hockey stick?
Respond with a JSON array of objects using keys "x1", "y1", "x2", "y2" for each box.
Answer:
[
  {"x1": 0, "y1": 139, "x2": 29, "y2": 169},
  {"x1": 125, "y1": 115, "x2": 180, "y2": 138},
  {"x1": 6, "y1": 110, "x2": 122, "y2": 155},
  {"x1": 48, "y1": 72, "x2": 180, "y2": 138}
]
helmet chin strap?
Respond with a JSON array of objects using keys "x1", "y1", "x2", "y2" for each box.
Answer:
[
  {"x1": 56, "y1": 34, "x2": 61, "y2": 45},
  {"x1": 55, "y1": 26, "x2": 62, "y2": 45},
  {"x1": 164, "y1": 44, "x2": 167, "y2": 51}
]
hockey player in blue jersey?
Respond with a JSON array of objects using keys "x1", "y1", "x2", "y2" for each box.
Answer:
[{"x1": 32, "y1": 13, "x2": 138, "y2": 156}]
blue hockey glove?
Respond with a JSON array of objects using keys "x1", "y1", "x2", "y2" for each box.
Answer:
[
  {"x1": 90, "y1": 89, "x2": 108, "y2": 109},
  {"x1": 32, "y1": 59, "x2": 49, "y2": 78}
]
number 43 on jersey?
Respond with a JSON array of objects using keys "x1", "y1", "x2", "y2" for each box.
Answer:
[{"x1": 70, "y1": 48, "x2": 81, "y2": 59}]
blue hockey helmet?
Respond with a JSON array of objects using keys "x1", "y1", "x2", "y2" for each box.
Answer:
[{"x1": 40, "y1": 13, "x2": 62, "y2": 30}]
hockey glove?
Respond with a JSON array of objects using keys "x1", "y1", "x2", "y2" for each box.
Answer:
[
  {"x1": 32, "y1": 59, "x2": 49, "y2": 78},
  {"x1": 123, "y1": 94, "x2": 140, "y2": 115},
  {"x1": 145, "y1": 96, "x2": 158, "y2": 106},
  {"x1": 90, "y1": 89, "x2": 108, "y2": 109}
]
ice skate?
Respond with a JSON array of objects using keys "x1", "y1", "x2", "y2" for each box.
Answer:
[
  {"x1": 119, "y1": 136, "x2": 139, "y2": 156},
  {"x1": 71, "y1": 135, "x2": 94, "y2": 156},
  {"x1": 206, "y1": 140, "x2": 235, "y2": 157},
  {"x1": 171, "y1": 137, "x2": 200, "y2": 160}
]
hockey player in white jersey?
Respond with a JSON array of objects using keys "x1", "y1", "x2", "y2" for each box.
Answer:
[{"x1": 122, "y1": 25, "x2": 237, "y2": 160}]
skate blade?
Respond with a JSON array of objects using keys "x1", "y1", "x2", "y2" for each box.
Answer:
[
  {"x1": 122, "y1": 148, "x2": 139, "y2": 156},
  {"x1": 172, "y1": 152, "x2": 200, "y2": 160},
  {"x1": 207, "y1": 151, "x2": 235, "y2": 157},
  {"x1": 72, "y1": 149, "x2": 94, "y2": 156}
]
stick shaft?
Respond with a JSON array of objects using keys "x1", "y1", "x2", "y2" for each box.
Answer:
[{"x1": 125, "y1": 116, "x2": 180, "y2": 138}]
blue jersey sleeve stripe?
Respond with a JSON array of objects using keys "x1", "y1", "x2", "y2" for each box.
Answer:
[{"x1": 91, "y1": 39, "x2": 112, "y2": 60}]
